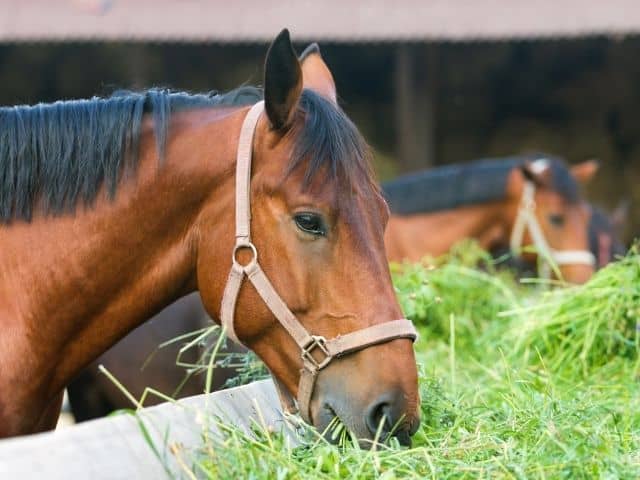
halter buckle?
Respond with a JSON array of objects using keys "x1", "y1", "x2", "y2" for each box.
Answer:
[{"x1": 301, "y1": 335, "x2": 331, "y2": 371}]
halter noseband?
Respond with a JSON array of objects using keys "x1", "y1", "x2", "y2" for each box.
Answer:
[
  {"x1": 220, "y1": 101, "x2": 417, "y2": 423},
  {"x1": 509, "y1": 179, "x2": 595, "y2": 277}
]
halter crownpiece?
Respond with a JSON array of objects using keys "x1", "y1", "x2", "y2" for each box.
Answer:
[
  {"x1": 510, "y1": 168, "x2": 595, "y2": 278},
  {"x1": 220, "y1": 101, "x2": 417, "y2": 423}
]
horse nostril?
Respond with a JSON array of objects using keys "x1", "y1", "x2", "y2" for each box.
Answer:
[
  {"x1": 364, "y1": 390, "x2": 417, "y2": 446},
  {"x1": 365, "y1": 397, "x2": 392, "y2": 438}
]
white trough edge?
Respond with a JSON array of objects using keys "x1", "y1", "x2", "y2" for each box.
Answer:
[{"x1": 0, "y1": 378, "x2": 297, "y2": 479}]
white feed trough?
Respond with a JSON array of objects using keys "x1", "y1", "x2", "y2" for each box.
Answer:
[{"x1": 0, "y1": 379, "x2": 294, "y2": 479}]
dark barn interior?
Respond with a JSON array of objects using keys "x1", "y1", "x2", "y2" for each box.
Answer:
[{"x1": 0, "y1": 2, "x2": 637, "y2": 239}]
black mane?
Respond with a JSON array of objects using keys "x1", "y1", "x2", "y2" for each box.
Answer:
[
  {"x1": 382, "y1": 155, "x2": 580, "y2": 215},
  {"x1": 0, "y1": 87, "x2": 372, "y2": 222}
]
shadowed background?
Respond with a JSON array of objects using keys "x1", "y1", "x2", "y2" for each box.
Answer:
[{"x1": 0, "y1": 0, "x2": 637, "y2": 239}]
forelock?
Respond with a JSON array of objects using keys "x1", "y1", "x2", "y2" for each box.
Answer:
[{"x1": 285, "y1": 89, "x2": 379, "y2": 198}]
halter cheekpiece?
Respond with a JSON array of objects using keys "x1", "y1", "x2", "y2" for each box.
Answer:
[
  {"x1": 510, "y1": 170, "x2": 595, "y2": 277},
  {"x1": 220, "y1": 101, "x2": 417, "y2": 423}
]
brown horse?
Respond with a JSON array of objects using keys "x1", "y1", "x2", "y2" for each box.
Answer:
[
  {"x1": 0, "y1": 30, "x2": 420, "y2": 444},
  {"x1": 383, "y1": 156, "x2": 599, "y2": 283}
]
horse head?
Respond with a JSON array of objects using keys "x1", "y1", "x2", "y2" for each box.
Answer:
[
  {"x1": 507, "y1": 157, "x2": 598, "y2": 283},
  {"x1": 196, "y1": 30, "x2": 420, "y2": 446}
]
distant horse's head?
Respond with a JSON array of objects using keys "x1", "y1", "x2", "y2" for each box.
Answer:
[
  {"x1": 507, "y1": 158, "x2": 598, "y2": 283},
  {"x1": 197, "y1": 31, "x2": 419, "y2": 445}
]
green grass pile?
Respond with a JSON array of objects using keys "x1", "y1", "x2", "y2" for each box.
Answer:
[
  {"x1": 506, "y1": 250, "x2": 640, "y2": 374},
  {"x1": 178, "y1": 243, "x2": 640, "y2": 479},
  {"x1": 393, "y1": 240, "x2": 522, "y2": 352}
]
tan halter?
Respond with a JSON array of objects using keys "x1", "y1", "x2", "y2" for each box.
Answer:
[{"x1": 220, "y1": 101, "x2": 417, "y2": 423}]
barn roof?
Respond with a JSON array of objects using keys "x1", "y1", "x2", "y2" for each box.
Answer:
[{"x1": 2, "y1": 0, "x2": 640, "y2": 43}]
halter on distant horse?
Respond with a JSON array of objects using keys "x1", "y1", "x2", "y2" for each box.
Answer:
[
  {"x1": 220, "y1": 101, "x2": 417, "y2": 422},
  {"x1": 510, "y1": 159, "x2": 595, "y2": 278}
]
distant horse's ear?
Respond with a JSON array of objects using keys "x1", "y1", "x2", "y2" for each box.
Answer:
[
  {"x1": 520, "y1": 159, "x2": 551, "y2": 187},
  {"x1": 611, "y1": 199, "x2": 630, "y2": 232},
  {"x1": 299, "y1": 43, "x2": 337, "y2": 104},
  {"x1": 264, "y1": 29, "x2": 303, "y2": 131},
  {"x1": 571, "y1": 159, "x2": 600, "y2": 185}
]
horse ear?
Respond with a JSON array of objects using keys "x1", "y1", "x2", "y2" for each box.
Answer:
[
  {"x1": 611, "y1": 199, "x2": 630, "y2": 232},
  {"x1": 571, "y1": 159, "x2": 600, "y2": 185},
  {"x1": 520, "y1": 159, "x2": 551, "y2": 187},
  {"x1": 264, "y1": 29, "x2": 303, "y2": 131},
  {"x1": 299, "y1": 43, "x2": 337, "y2": 104}
]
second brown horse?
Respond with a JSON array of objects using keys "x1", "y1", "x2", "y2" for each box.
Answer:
[{"x1": 384, "y1": 156, "x2": 599, "y2": 284}]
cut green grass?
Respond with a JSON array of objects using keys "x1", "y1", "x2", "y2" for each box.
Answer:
[
  {"x1": 166, "y1": 242, "x2": 640, "y2": 479},
  {"x1": 505, "y1": 251, "x2": 640, "y2": 375}
]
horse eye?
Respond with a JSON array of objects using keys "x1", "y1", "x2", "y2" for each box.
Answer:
[
  {"x1": 294, "y1": 212, "x2": 326, "y2": 237},
  {"x1": 548, "y1": 213, "x2": 565, "y2": 227}
]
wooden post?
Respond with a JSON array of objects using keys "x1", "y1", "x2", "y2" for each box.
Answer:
[
  {"x1": 126, "y1": 44, "x2": 149, "y2": 88},
  {"x1": 394, "y1": 44, "x2": 438, "y2": 172}
]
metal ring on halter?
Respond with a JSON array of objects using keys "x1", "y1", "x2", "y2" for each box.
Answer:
[{"x1": 232, "y1": 241, "x2": 258, "y2": 269}]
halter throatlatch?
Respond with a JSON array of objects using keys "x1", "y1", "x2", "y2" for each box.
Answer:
[
  {"x1": 510, "y1": 179, "x2": 595, "y2": 278},
  {"x1": 220, "y1": 101, "x2": 417, "y2": 423}
]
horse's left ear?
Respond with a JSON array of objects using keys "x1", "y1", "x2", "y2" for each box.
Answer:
[
  {"x1": 571, "y1": 159, "x2": 600, "y2": 185},
  {"x1": 264, "y1": 29, "x2": 303, "y2": 131},
  {"x1": 299, "y1": 43, "x2": 337, "y2": 104},
  {"x1": 611, "y1": 199, "x2": 630, "y2": 232}
]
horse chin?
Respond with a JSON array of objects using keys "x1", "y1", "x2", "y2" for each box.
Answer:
[
  {"x1": 312, "y1": 399, "x2": 414, "y2": 449},
  {"x1": 559, "y1": 264, "x2": 594, "y2": 284},
  {"x1": 313, "y1": 402, "x2": 369, "y2": 446}
]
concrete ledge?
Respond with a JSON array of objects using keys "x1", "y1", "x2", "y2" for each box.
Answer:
[{"x1": 0, "y1": 379, "x2": 292, "y2": 479}]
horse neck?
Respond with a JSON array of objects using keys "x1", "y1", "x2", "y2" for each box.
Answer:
[
  {"x1": 384, "y1": 201, "x2": 512, "y2": 262},
  {"x1": 0, "y1": 106, "x2": 243, "y2": 404}
]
